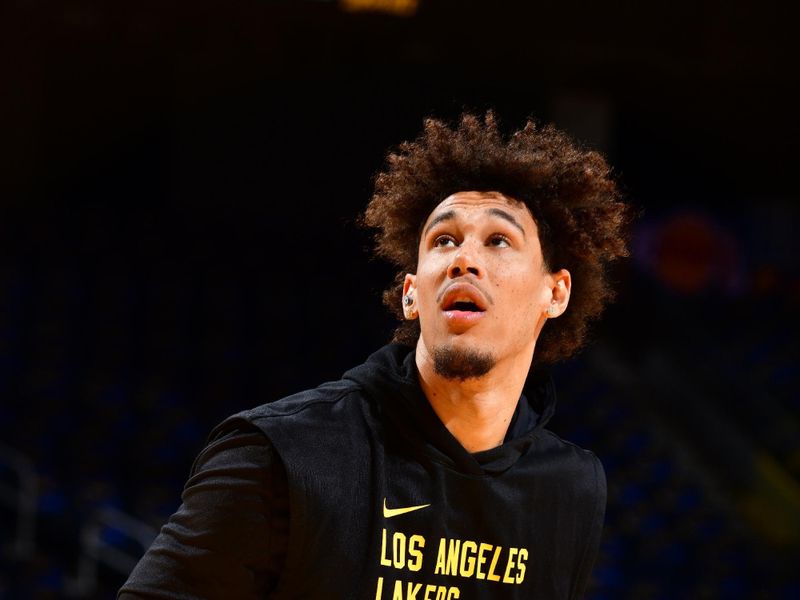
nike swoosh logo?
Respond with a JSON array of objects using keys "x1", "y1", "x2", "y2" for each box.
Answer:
[{"x1": 383, "y1": 498, "x2": 431, "y2": 519}]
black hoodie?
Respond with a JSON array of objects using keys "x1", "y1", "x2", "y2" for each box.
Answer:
[{"x1": 120, "y1": 344, "x2": 605, "y2": 599}]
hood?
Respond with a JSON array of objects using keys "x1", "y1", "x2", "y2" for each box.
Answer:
[{"x1": 342, "y1": 343, "x2": 558, "y2": 476}]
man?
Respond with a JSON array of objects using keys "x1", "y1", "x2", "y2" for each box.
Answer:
[{"x1": 119, "y1": 112, "x2": 630, "y2": 599}]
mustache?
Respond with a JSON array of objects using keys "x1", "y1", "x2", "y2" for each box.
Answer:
[{"x1": 435, "y1": 278, "x2": 494, "y2": 306}]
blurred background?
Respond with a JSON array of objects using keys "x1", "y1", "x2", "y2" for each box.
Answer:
[{"x1": 1, "y1": 0, "x2": 799, "y2": 598}]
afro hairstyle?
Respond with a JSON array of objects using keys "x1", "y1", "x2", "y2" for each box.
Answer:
[{"x1": 360, "y1": 111, "x2": 631, "y2": 364}]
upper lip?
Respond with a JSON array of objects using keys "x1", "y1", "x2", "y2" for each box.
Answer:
[{"x1": 440, "y1": 282, "x2": 488, "y2": 312}]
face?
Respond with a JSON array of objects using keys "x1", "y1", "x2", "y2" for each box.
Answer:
[{"x1": 404, "y1": 191, "x2": 570, "y2": 375}]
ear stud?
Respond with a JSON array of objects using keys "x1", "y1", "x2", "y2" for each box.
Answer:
[
  {"x1": 403, "y1": 295, "x2": 413, "y2": 306},
  {"x1": 547, "y1": 304, "x2": 557, "y2": 317}
]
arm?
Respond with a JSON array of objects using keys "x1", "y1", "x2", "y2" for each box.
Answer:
[
  {"x1": 118, "y1": 421, "x2": 289, "y2": 599},
  {"x1": 569, "y1": 453, "x2": 608, "y2": 600}
]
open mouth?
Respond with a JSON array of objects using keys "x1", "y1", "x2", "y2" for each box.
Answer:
[
  {"x1": 444, "y1": 298, "x2": 484, "y2": 312},
  {"x1": 439, "y1": 283, "x2": 489, "y2": 320},
  {"x1": 444, "y1": 300, "x2": 484, "y2": 312}
]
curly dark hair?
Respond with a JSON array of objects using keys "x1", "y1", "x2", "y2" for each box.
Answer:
[{"x1": 360, "y1": 111, "x2": 631, "y2": 364}]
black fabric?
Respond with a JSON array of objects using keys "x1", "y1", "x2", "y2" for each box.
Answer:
[
  {"x1": 119, "y1": 426, "x2": 289, "y2": 599},
  {"x1": 120, "y1": 344, "x2": 605, "y2": 599}
]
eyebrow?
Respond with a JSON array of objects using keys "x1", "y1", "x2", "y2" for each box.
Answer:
[
  {"x1": 422, "y1": 207, "x2": 526, "y2": 239},
  {"x1": 422, "y1": 210, "x2": 456, "y2": 238},
  {"x1": 487, "y1": 208, "x2": 526, "y2": 238}
]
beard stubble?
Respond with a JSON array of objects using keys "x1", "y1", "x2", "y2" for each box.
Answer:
[{"x1": 432, "y1": 345, "x2": 496, "y2": 381}]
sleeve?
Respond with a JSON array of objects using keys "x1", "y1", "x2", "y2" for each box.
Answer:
[
  {"x1": 118, "y1": 419, "x2": 289, "y2": 600},
  {"x1": 569, "y1": 453, "x2": 608, "y2": 600}
]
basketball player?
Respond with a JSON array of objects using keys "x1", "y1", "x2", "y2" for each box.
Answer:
[{"x1": 120, "y1": 112, "x2": 630, "y2": 599}]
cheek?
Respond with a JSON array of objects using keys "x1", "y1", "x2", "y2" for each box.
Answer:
[
  {"x1": 494, "y1": 265, "x2": 546, "y2": 302},
  {"x1": 415, "y1": 272, "x2": 442, "y2": 318},
  {"x1": 492, "y1": 269, "x2": 547, "y2": 322}
]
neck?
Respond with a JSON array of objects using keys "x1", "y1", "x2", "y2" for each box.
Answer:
[{"x1": 415, "y1": 341, "x2": 534, "y2": 453}]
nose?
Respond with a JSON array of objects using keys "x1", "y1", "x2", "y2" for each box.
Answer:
[{"x1": 447, "y1": 242, "x2": 482, "y2": 279}]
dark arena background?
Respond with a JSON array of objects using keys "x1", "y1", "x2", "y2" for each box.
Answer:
[{"x1": 1, "y1": 1, "x2": 799, "y2": 598}]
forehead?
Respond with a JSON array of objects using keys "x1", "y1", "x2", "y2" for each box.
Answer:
[{"x1": 422, "y1": 190, "x2": 537, "y2": 231}]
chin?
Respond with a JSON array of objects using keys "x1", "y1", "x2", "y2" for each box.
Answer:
[{"x1": 431, "y1": 343, "x2": 497, "y2": 381}]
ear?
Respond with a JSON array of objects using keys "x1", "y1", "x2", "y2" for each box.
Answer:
[
  {"x1": 545, "y1": 269, "x2": 571, "y2": 319},
  {"x1": 402, "y1": 273, "x2": 418, "y2": 320}
]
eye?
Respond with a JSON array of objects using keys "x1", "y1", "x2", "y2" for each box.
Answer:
[
  {"x1": 488, "y1": 234, "x2": 511, "y2": 248},
  {"x1": 433, "y1": 234, "x2": 457, "y2": 248}
]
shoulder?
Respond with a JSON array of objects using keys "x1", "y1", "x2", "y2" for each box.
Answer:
[
  {"x1": 202, "y1": 380, "x2": 378, "y2": 470},
  {"x1": 190, "y1": 421, "x2": 282, "y2": 478},
  {"x1": 211, "y1": 379, "x2": 370, "y2": 438},
  {"x1": 185, "y1": 425, "x2": 289, "y2": 529},
  {"x1": 535, "y1": 429, "x2": 607, "y2": 501}
]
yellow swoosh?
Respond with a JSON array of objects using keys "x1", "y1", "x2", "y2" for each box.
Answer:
[{"x1": 383, "y1": 498, "x2": 431, "y2": 518}]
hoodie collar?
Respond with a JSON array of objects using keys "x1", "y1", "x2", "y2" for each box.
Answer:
[{"x1": 343, "y1": 344, "x2": 557, "y2": 476}]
